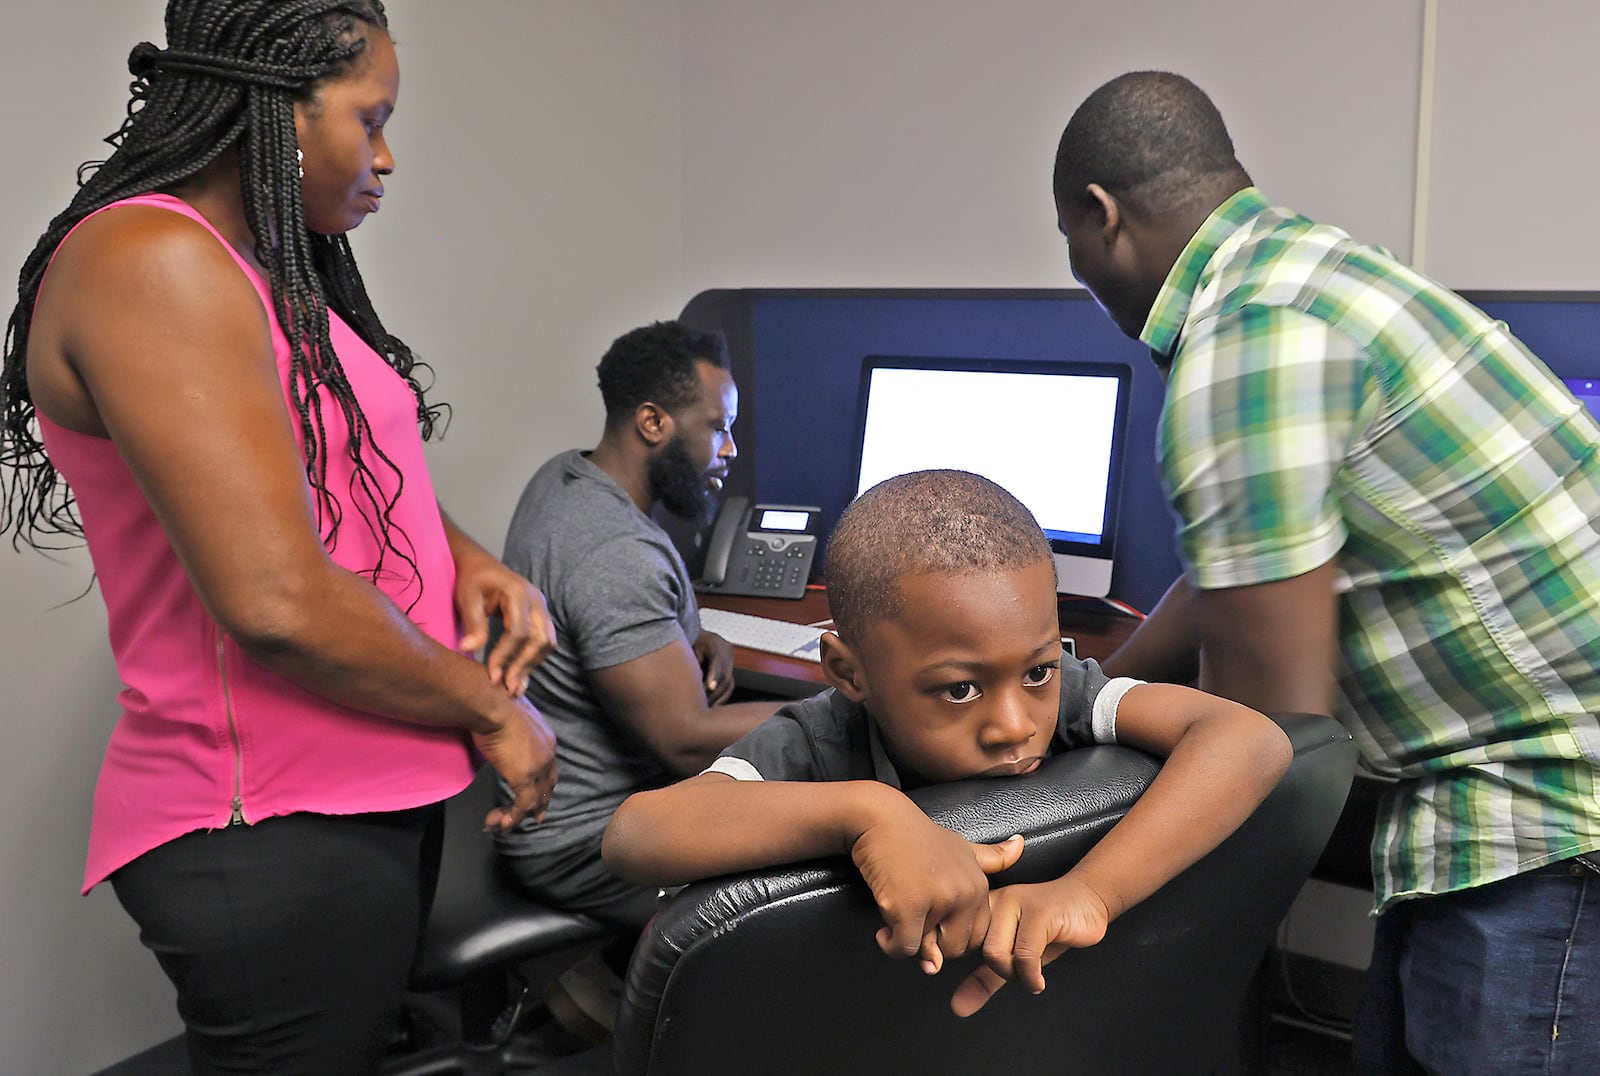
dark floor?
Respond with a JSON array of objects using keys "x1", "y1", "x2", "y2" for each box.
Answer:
[
  {"x1": 1263, "y1": 1018, "x2": 1351, "y2": 1075},
  {"x1": 98, "y1": 1014, "x2": 1349, "y2": 1075}
]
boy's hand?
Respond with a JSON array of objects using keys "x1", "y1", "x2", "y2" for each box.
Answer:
[
  {"x1": 851, "y1": 811, "x2": 1023, "y2": 975},
  {"x1": 949, "y1": 873, "x2": 1110, "y2": 1017}
]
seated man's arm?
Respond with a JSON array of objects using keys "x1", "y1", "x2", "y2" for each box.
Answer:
[{"x1": 588, "y1": 637, "x2": 781, "y2": 777}]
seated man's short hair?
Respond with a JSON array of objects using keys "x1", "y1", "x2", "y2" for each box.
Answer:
[
  {"x1": 596, "y1": 320, "x2": 730, "y2": 425},
  {"x1": 826, "y1": 469, "x2": 1052, "y2": 642}
]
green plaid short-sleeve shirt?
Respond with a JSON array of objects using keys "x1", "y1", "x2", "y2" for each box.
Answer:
[{"x1": 1145, "y1": 187, "x2": 1600, "y2": 912}]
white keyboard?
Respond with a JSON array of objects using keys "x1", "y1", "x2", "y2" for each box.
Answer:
[{"x1": 698, "y1": 607, "x2": 826, "y2": 663}]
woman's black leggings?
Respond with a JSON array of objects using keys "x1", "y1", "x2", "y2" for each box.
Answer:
[{"x1": 111, "y1": 804, "x2": 444, "y2": 1075}]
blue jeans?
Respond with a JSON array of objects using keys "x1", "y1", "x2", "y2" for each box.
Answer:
[{"x1": 1351, "y1": 857, "x2": 1600, "y2": 1075}]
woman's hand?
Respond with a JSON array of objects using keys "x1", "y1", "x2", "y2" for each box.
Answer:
[
  {"x1": 446, "y1": 518, "x2": 556, "y2": 695},
  {"x1": 477, "y1": 697, "x2": 559, "y2": 831}
]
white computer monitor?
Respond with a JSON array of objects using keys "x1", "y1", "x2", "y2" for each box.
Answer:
[{"x1": 850, "y1": 355, "x2": 1133, "y2": 598}]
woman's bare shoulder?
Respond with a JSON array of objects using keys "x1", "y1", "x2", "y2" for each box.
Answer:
[
  {"x1": 46, "y1": 202, "x2": 248, "y2": 300},
  {"x1": 37, "y1": 201, "x2": 268, "y2": 363}
]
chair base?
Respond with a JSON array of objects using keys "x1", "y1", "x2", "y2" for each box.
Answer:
[{"x1": 383, "y1": 944, "x2": 614, "y2": 1076}]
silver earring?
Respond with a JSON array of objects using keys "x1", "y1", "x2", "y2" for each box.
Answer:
[{"x1": 296, "y1": 148, "x2": 304, "y2": 179}]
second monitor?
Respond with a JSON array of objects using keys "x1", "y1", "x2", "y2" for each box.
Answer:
[{"x1": 850, "y1": 355, "x2": 1133, "y2": 598}]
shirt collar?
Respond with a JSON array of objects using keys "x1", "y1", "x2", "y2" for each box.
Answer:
[
  {"x1": 1139, "y1": 186, "x2": 1271, "y2": 370},
  {"x1": 567, "y1": 449, "x2": 640, "y2": 510},
  {"x1": 865, "y1": 716, "x2": 903, "y2": 790}
]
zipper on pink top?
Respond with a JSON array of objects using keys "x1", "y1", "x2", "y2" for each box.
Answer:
[{"x1": 216, "y1": 636, "x2": 248, "y2": 825}]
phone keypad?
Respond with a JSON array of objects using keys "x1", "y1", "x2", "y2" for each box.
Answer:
[{"x1": 739, "y1": 539, "x2": 809, "y2": 593}]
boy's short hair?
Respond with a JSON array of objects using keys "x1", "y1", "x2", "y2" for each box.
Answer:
[{"x1": 825, "y1": 470, "x2": 1053, "y2": 642}]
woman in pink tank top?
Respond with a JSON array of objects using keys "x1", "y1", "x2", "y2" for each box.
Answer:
[{"x1": 0, "y1": 3, "x2": 560, "y2": 1071}]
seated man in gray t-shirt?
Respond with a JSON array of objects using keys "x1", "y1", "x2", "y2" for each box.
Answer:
[{"x1": 494, "y1": 320, "x2": 781, "y2": 929}]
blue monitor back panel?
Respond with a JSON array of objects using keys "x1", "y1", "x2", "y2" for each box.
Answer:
[
  {"x1": 679, "y1": 289, "x2": 1182, "y2": 613},
  {"x1": 679, "y1": 288, "x2": 1600, "y2": 619},
  {"x1": 1465, "y1": 292, "x2": 1600, "y2": 381}
]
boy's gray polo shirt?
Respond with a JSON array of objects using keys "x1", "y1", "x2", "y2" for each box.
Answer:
[
  {"x1": 495, "y1": 449, "x2": 700, "y2": 858},
  {"x1": 707, "y1": 658, "x2": 1140, "y2": 786}
]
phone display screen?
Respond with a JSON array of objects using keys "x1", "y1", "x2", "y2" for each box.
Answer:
[{"x1": 757, "y1": 508, "x2": 812, "y2": 532}]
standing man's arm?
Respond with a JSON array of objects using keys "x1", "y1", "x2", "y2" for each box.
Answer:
[
  {"x1": 1145, "y1": 305, "x2": 1368, "y2": 718},
  {"x1": 1106, "y1": 564, "x2": 1338, "y2": 717},
  {"x1": 1193, "y1": 562, "x2": 1340, "y2": 718},
  {"x1": 1101, "y1": 575, "x2": 1201, "y2": 685}
]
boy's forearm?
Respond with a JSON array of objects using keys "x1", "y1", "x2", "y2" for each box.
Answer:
[
  {"x1": 1066, "y1": 710, "x2": 1291, "y2": 921},
  {"x1": 602, "y1": 776, "x2": 901, "y2": 887}
]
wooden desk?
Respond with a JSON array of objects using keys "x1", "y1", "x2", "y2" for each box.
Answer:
[{"x1": 700, "y1": 588, "x2": 1142, "y2": 699}]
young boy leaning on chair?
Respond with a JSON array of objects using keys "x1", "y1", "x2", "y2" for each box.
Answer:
[{"x1": 602, "y1": 469, "x2": 1292, "y2": 1016}]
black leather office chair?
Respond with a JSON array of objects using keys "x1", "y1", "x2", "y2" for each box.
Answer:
[
  {"x1": 383, "y1": 765, "x2": 617, "y2": 1076},
  {"x1": 611, "y1": 711, "x2": 1355, "y2": 1076},
  {"x1": 1311, "y1": 768, "x2": 1391, "y2": 891}
]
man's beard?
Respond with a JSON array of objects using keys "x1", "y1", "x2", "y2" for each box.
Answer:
[{"x1": 649, "y1": 435, "x2": 717, "y2": 523}]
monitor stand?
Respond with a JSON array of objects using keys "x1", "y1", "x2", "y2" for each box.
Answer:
[{"x1": 1053, "y1": 551, "x2": 1114, "y2": 599}]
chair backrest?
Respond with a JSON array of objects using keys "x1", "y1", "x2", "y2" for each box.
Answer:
[{"x1": 611, "y1": 711, "x2": 1355, "y2": 1076}]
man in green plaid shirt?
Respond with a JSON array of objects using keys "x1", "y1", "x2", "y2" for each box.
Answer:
[{"x1": 1054, "y1": 71, "x2": 1600, "y2": 1074}]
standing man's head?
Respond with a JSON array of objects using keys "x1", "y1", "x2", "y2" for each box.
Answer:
[
  {"x1": 1052, "y1": 71, "x2": 1252, "y2": 339},
  {"x1": 596, "y1": 320, "x2": 737, "y2": 522}
]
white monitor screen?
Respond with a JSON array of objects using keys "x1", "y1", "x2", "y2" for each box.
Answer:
[{"x1": 852, "y1": 359, "x2": 1129, "y2": 549}]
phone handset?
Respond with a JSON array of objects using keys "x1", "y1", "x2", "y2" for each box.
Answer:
[
  {"x1": 699, "y1": 495, "x2": 750, "y2": 587},
  {"x1": 697, "y1": 499, "x2": 820, "y2": 599}
]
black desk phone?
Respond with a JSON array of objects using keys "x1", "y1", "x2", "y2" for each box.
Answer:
[{"x1": 695, "y1": 496, "x2": 821, "y2": 600}]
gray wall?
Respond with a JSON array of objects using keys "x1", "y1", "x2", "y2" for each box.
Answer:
[
  {"x1": 679, "y1": 0, "x2": 1423, "y2": 291},
  {"x1": 1426, "y1": 0, "x2": 1600, "y2": 287},
  {"x1": 3, "y1": 1, "x2": 1595, "y2": 1070}
]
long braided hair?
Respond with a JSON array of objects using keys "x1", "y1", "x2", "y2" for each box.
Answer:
[{"x1": 0, "y1": 0, "x2": 444, "y2": 601}]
